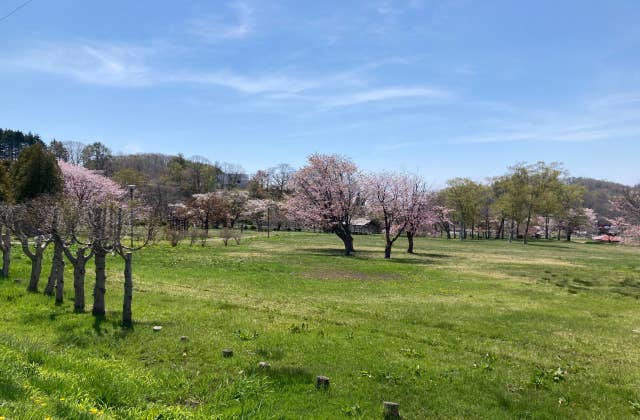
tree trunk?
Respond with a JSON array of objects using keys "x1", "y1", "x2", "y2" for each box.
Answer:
[
  {"x1": 45, "y1": 239, "x2": 65, "y2": 302},
  {"x1": 122, "y1": 252, "x2": 133, "y2": 327},
  {"x1": 544, "y1": 217, "x2": 550, "y2": 240},
  {"x1": 1, "y1": 229, "x2": 10, "y2": 278},
  {"x1": 334, "y1": 224, "x2": 354, "y2": 256},
  {"x1": 93, "y1": 250, "x2": 107, "y2": 317},
  {"x1": 407, "y1": 232, "x2": 414, "y2": 254},
  {"x1": 342, "y1": 234, "x2": 354, "y2": 256},
  {"x1": 384, "y1": 241, "x2": 392, "y2": 259},
  {"x1": 566, "y1": 228, "x2": 572, "y2": 242},
  {"x1": 27, "y1": 246, "x2": 45, "y2": 293},
  {"x1": 496, "y1": 218, "x2": 504, "y2": 239},
  {"x1": 509, "y1": 219, "x2": 515, "y2": 243},
  {"x1": 73, "y1": 252, "x2": 88, "y2": 313},
  {"x1": 523, "y1": 210, "x2": 532, "y2": 245},
  {"x1": 444, "y1": 222, "x2": 451, "y2": 239}
]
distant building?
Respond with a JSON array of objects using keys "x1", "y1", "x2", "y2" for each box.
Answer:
[
  {"x1": 217, "y1": 172, "x2": 249, "y2": 189},
  {"x1": 350, "y1": 218, "x2": 380, "y2": 234}
]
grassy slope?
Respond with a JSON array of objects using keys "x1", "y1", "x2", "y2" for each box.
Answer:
[{"x1": 1, "y1": 233, "x2": 640, "y2": 419}]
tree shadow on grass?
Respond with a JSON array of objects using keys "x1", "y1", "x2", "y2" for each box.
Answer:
[
  {"x1": 523, "y1": 242, "x2": 573, "y2": 249},
  {"x1": 300, "y1": 247, "x2": 451, "y2": 265},
  {"x1": 409, "y1": 252, "x2": 452, "y2": 259},
  {"x1": 299, "y1": 247, "x2": 357, "y2": 257}
]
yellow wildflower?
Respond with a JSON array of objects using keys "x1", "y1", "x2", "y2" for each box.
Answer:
[{"x1": 88, "y1": 407, "x2": 98, "y2": 415}]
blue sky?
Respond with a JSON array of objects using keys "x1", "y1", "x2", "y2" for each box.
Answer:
[{"x1": 1, "y1": 0, "x2": 639, "y2": 186}]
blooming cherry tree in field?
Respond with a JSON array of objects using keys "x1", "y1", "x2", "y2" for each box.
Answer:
[
  {"x1": 288, "y1": 154, "x2": 364, "y2": 255},
  {"x1": 367, "y1": 172, "x2": 430, "y2": 258},
  {"x1": 405, "y1": 189, "x2": 436, "y2": 254}
]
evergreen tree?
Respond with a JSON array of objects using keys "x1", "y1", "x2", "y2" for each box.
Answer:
[{"x1": 11, "y1": 143, "x2": 63, "y2": 202}]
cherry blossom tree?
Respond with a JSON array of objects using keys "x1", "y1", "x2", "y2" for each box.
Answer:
[
  {"x1": 612, "y1": 187, "x2": 640, "y2": 242},
  {"x1": 431, "y1": 205, "x2": 453, "y2": 240},
  {"x1": 367, "y1": 172, "x2": 431, "y2": 258},
  {"x1": 190, "y1": 192, "x2": 229, "y2": 233},
  {"x1": 405, "y1": 190, "x2": 436, "y2": 254},
  {"x1": 222, "y1": 190, "x2": 249, "y2": 227},
  {"x1": 288, "y1": 154, "x2": 365, "y2": 255},
  {"x1": 58, "y1": 160, "x2": 126, "y2": 208},
  {"x1": 243, "y1": 198, "x2": 272, "y2": 231}
]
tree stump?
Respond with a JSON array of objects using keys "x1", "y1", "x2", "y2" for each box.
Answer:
[
  {"x1": 316, "y1": 375, "x2": 330, "y2": 390},
  {"x1": 383, "y1": 401, "x2": 400, "y2": 419},
  {"x1": 258, "y1": 361, "x2": 271, "y2": 369},
  {"x1": 222, "y1": 348, "x2": 234, "y2": 358}
]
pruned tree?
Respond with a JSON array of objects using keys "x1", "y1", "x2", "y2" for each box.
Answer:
[
  {"x1": 7, "y1": 201, "x2": 55, "y2": 292},
  {"x1": 111, "y1": 206, "x2": 153, "y2": 327},
  {"x1": 62, "y1": 235, "x2": 95, "y2": 313},
  {"x1": 43, "y1": 207, "x2": 67, "y2": 303},
  {"x1": 288, "y1": 154, "x2": 365, "y2": 255},
  {"x1": 56, "y1": 161, "x2": 127, "y2": 312}
]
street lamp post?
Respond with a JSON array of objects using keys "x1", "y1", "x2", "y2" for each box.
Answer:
[{"x1": 128, "y1": 185, "x2": 135, "y2": 248}]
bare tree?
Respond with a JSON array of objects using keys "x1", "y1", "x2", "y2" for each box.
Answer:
[
  {"x1": 269, "y1": 163, "x2": 294, "y2": 199},
  {"x1": 189, "y1": 155, "x2": 211, "y2": 194},
  {"x1": 63, "y1": 141, "x2": 86, "y2": 165}
]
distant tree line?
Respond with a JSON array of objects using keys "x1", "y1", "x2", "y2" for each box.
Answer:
[{"x1": 2, "y1": 127, "x2": 639, "y2": 260}]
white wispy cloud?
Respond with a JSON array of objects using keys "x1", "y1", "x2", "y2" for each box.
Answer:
[
  {"x1": 189, "y1": 1, "x2": 252, "y2": 41},
  {"x1": 172, "y1": 70, "x2": 319, "y2": 94},
  {"x1": 8, "y1": 41, "x2": 153, "y2": 87},
  {"x1": 320, "y1": 86, "x2": 454, "y2": 108},
  {"x1": 3, "y1": 40, "x2": 456, "y2": 111}
]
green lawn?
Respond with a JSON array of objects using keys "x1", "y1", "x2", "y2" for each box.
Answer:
[{"x1": 1, "y1": 232, "x2": 640, "y2": 419}]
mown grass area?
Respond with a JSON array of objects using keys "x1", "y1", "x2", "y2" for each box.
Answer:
[{"x1": 1, "y1": 232, "x2": 640, "y2": 419}]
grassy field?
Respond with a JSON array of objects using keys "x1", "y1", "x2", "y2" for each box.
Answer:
[{"x1": 1, "y1": 232, "x2": 640, "y2": 419}]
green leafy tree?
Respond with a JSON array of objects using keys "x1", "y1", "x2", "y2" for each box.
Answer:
[
  {"x1": 81, "y1": 142, "x2": 113, "y2": 173},
  {"x1": 49, "y1": 139, "x2": 69, "y2": 161},
  {"x1": 444, "y1": 178, "x2": 483, "y2": 240},
  {"x1": 11, "y1": 143, "x2": 63, "y2": 202}
]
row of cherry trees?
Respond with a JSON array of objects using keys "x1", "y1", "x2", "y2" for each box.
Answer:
[
  {"x1": 0, "y1": 156, "x2": 152, "y2": 326},
  {"x1": 285, "y1": 155, "x2": 640, "y2": 257}
]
